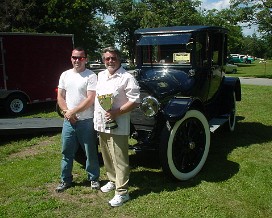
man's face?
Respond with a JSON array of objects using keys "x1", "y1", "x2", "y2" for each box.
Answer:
[
  {"x1": 103, "y1": 51, "x2": 121, "y2": 74},
  {"x1": 71, "y1": 50, "x2": 87, "y2": 72}
]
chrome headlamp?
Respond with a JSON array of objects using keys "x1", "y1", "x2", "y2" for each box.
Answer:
[{"x1": 140, "y1": 96, "x2": 160, "y2": 117}]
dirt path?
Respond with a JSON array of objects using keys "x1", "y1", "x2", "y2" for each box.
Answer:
[{"x1": 239, "y1": 77, "x2": 272, "y2": 86}]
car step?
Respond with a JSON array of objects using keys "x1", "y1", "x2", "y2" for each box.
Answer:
[{"x1": 209, "y1": 117, "x2": 228, "y2": 133}]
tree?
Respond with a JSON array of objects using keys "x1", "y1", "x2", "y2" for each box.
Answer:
[
  {"x1": 201, "y1": 8, "x2": 245, "y2": 54},
  {"x1": 33, "y1": 0, "x2": 113, "y2": 57},
  {"x1": 0, "y1": 0, "x2": 114, "y2": 58},
  {"x1": 108, "y1": 0, "x2": 143, "y2": 63},
  {"x1": 229, "y1": 0, "x2": 272, "y2": 58},
  {"x1": 2, "y1": 0, "x2": 270, "y2": 61},
  {"x1": 110, "y1": 0, "x2": 202, "y2": 63},
  {"x1": 243, "y1": 35, "x2": 266, "y2": 58},
  {"x1": 0, "y1": 0, "x2": 35, "y2": 32},
  {"x1": 139, "y1": 0, "x2": 202, "y2": 27},
  {"x1": 230, "y1": 0, "x2": 272, "y2": 35}
]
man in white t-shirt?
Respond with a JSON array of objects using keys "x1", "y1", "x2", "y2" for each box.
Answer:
[
  {"x1": 56, "y1": 47, "x2": 100, "y2": 192},
  {"x1": 94, "y1": 47, "x2": 140, "y2": 207}
]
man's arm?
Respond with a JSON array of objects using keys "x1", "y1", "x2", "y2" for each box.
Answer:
[
  {"x1": 118, "y1": 101, "x2": 140, "y2": 115},
  {"x1": 57, "y1": 88, "x2": 68, "y2": 114},
  {"x1": 106, "y1": 101, "x2": 140, "y2": 121}
]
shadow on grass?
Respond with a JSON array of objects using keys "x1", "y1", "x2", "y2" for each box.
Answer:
[
  {"x1": 236, "y1": 63, "x2": 256, "y2": 68},
  {"x1": 127, "y1": 117, "x2": 272, "y2": 199}
]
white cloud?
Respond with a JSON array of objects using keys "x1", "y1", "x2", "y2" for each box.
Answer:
[{"x1": 201, "y1": 0, "x2": 230, "y2": 10}]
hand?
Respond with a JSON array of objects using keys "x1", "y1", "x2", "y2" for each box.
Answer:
[
  {"x1": 64, "y1": 110, "x2": 78, "y2": 123},
  {"x1": 68, "y1": 115, "x2": 78, "y2": 124},
  {"x1": 105, "y1": 108, "x2": 120, "y2": 121}
]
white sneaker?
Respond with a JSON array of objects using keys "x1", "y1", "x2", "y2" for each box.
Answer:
[
  {"x1": 100, "y1": 181, "x2": 115, "y2": 193},
  {"x1": 109, "y1": 194, "x2": 130, "y2": 207}
]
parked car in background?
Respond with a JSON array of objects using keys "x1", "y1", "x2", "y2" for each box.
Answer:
[
  {"x1": 88, "y1": 61, "x2": 103, "y2": 69},
  {"x1": 228, "y1": 54, "x2": 254, "y2": 64},
  {"x1": 224, "y1": 63, "x2": 238, "y2": 74},
  {"x1": 87, "y1": 61, "x2": 106, "y2": 74}
]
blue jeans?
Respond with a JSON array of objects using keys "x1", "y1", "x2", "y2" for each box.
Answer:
[{"x1": 60, "y1": 118, "x2": 100, "y2": 183}]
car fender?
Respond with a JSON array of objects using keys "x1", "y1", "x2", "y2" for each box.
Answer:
[
  {"x1": 162, "y1": 97, "x2": 204, "y2": 122},
  {"x1": 222, "y1": 77, "x2": 241, "y2": 101}
]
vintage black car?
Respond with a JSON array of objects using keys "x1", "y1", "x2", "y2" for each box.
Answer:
[{"x1": 129, "y1": 26, "x2": 241, "y2": 181}]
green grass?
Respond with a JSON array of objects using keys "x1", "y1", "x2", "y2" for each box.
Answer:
[
  {"x1": 228, "y1": 60, "x2": 272, "y2": 78},
  {"x1": 1, "y1": 84, "x2": 272, "y2": 217}
]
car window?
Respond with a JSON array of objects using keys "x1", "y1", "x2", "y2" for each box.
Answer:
[
  {"x1": 141, "y1": 43, "x2": 191, "y2": 65},
  {"x1": 137, "y1": 34, "x2": 192, "y2": 66},
  {"x1": 137, "y1": 34, "x2": 191, "y2": 45}
]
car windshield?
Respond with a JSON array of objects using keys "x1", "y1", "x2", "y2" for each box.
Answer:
[
  {"x1": 137, "y1": 34, "x2": 193, "y2": 66},
  {"x1": 137, "y1": 34, "x2": 191, "y2": 45}
]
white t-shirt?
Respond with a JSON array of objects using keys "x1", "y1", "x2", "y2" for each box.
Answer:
[
  {"x1": 94, "y1": 67, "x2": 140, "y2": 135},
  {"x1": 58, "y1": 68, "x2": 97, "y2": 120}
]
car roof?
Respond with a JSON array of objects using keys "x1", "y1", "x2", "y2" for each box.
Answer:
[{"x1": 134, "y1": 25, "x2": 228, "y2": 35}]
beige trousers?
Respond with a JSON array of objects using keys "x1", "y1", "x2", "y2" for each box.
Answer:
[{"x1": 99, "y1": 132, "x2": 129, "y2": 195}]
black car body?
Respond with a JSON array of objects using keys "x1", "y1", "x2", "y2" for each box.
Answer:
[{"x1": 129, "y1": 26, "x2": 241, "y2": 181}]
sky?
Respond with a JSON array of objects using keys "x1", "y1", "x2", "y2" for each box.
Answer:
[
  {"x1": 201, "y1": 0, "x2": 231, "y2": 10},
  {"x1": 200, "y1": 0, "x2": 257, "y2": 36}
]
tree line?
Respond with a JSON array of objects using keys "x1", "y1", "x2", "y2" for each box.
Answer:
[{"x1": 1, "y1": 0, "x2": 271, "y2": 62}]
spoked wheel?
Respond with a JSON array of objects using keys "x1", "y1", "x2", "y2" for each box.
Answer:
[{"x1": 160, "y1": 110, "x2": 210, "y2": 181}]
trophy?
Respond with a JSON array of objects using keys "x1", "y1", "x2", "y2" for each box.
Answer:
[{"x1": 98, "y1": 93, "x2": 118, "y2": 129}]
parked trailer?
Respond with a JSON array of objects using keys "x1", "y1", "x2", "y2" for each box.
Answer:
[{"x1": 0, "y1": 32, "x2": 74, "y2": 115}]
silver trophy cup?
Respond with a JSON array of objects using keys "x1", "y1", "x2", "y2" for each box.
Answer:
[{"x1": 98, "y1": 93, "x2": 118, "y2": 130}]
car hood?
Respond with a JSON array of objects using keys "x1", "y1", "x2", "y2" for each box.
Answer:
[{"x1": 138, "y1": 68, "x2": 195, "y2": 99}]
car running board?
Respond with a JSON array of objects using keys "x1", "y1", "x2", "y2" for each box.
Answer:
[{"x1": 209, "y1": 117, "x2": 228, "y2": 133}]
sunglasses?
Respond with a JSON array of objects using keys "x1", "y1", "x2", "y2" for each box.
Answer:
[
  {"x1": 71, "y1": 56, "x2": 86, "y2": 61},
  {"x1": 105, "y1": 57, "x2": 117, "y2": 61}
]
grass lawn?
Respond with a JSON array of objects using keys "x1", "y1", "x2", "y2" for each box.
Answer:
[
  {"x1": 0, "y1": 63, "x2": 272, "y2": 217},
  {"x1": 1, "y1": 85, "x2": 272, "y2": 217},
  {"x1": 228, "y1": 59, "x2": 272, "y2": 78}
]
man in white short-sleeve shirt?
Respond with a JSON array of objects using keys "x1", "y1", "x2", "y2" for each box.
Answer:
[{"x1": 56, "y1": 47, "x2": 100, "y2": 192}]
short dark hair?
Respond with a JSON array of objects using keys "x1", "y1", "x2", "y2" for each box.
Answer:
[
  {"x1": 101, "y1": 46, "x2": 121, "y2": 60},
  {"x1": 73, "y1": 47, "x2": 87, "y2": 57}
]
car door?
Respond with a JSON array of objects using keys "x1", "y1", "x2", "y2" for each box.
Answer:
[{"x1": 207, "y1": 31, "x2": 225, "y2": 100}]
